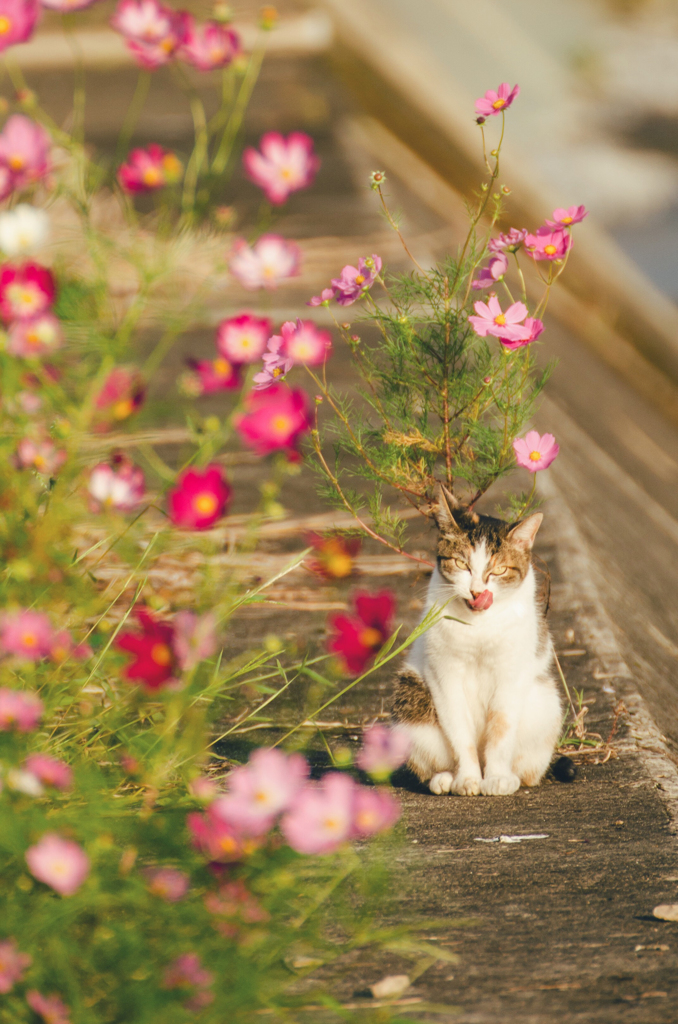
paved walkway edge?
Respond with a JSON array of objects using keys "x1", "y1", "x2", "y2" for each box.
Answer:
[{"x1": 541, "y1": 472, "x2": 678, "y2": 831}]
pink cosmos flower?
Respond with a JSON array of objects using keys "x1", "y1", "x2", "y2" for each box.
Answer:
[
  {"x1": 524, "y1": 226, "x2": 572, "y2": 261},
  {"x1": 498, "y1": 316, "x2": 543, "y2": 351},
  {"x1": 24, "y1": 754, "x2": 73, "y2": 790},
  {"x1": 252, "y1": 334, "x2": 293, "y2": 389},
  {"x1": 205, "y1": 880, "x2": 269, "y2": 938},
  {"x1": 215, "y1": 313, "x2": 271, "y2": 364},
  {"x1": 0, "y1": 938, "x2": 31, "y2": 993},
  {"x1": 513, "y1": 430, "x2": 560, "y2": 472},
  {"x1": 488, "y1": 228, "x2": 527, "y2": 254},
  {"x1": 167, "y1": 466, "x2": 231, "y2": 530},
  {"x1": 0, "y1": 688, "x2": 43, "y2": 731},
  {"x1": 94, "y1": 366, "x2": 146, "y2": 429},
  {"x1": 307, "y1": 287, "x2": 334, "y2": 307},
  {"x1": 187, "y1": 809, "x2": 254, "y2": 863},
  {"x1": 172, "y1": 610, "x2": 217, "y2": 670},
  {"x1": 116, "y1": 608, "x2": 177, "y2": 690},
  {"x1": 0, "y1": 115, "x2": 49, "y2": 188},
  {"x1": 0, "y1": 262, "x2": 55, "y2": 322},
  {"x1": 229, "y1": 234, "x2": 301, "y2": 291},
  {"x1": 48, "y1": 631, "x2": 92, "y2": 664},
  {"x1": 546, "y1": 205, "x2": 588, "y2": 228},
  {"x1": 328, "y1": 590, "x2": 395, "y2": 676},
  {"x1": 468, "y1": 295, "x2": 531, "y2": 343},
  {"x1": 26, "y1": 833, "x2": 90, "y2": 896},
  {"x1": 0, "y1": 0, "x2": 39, "y2": 57},
  {"x1": 16, "y1": 438, "x2": 66, "y2": 476},
  {"x1": 186, "y1": 356, "x2": 241, "y2": 395},
  {"x1": 283, "y1": 318, "x2": 332, "y2": 365},
  {"x1": 178, "y1": 14, "x2": 239, "y2": 71},
  {"x1": 117, "y1": 144, "x2": 182, "y2": 193},
  {"x1": 357, "y1": 723, "x2": 411, "y2": 778},
  {"x1": 211, "y1": 748, "x2": 309, "y2": 836},
  {"x1": 331, "y1": 254, "x2": 382, "y2": 306},
  {"x1": 40, "y1": 0, "x2": 98, "y2": 8},
  {"x1": 235, "y1": 383, "x2": 312, "y2": 456},
  {"x1": 144, "y1": 866, "x2": 190, "y2": 902},
  {"x1": 243, "y1": 132, "x2": 320, "y2": 206},
  {"x1": 7, "y1": 312, "x2": 62, "y2": 357},
  {"x1": 26, "y1": 991, "x2": 71, "y2": 1024},
  {"x1": 163, "y1": 952, "x2": 214, "y2": 991},
  {"x1": 189, "y1": 776, "x2": 219, "y2": 802},
  {"x1": 351, "y1": 787, "x2": 401, "y2": 837},
  {"x1": 0, "y1": 609, "x2": 53, "y2": 660},
  {"x1": 475, "y1": 82, "x2": 520, "y2": 118},
  {"x1": 471, "y1": 252, "x2": 508, "y2": 290},
  {"x1": 282, "y1": 771, "x2": 356, "y2": 855},
  {"x1": 111, "y1": 0, "x2": 187, "y2": 69},
  {"x1": 88, "y1": 457, "x2": 145, "y2": 512}
]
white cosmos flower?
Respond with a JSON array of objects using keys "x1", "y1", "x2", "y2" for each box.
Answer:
[{"x1": 0, "y1": 205, "x2": 50, "y2": 257}]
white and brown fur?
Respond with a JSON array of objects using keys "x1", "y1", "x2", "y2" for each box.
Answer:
[{"x1": 392, "y1": 485, "x2": 561, "y2": 796}]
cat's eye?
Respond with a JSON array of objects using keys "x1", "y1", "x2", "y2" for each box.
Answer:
[
  {"x1": 491, "y1": 566, "x2": 508, "y2": 577},
  {"x1": 454, "y1": 558, "x2": 469, "y2": 571}
]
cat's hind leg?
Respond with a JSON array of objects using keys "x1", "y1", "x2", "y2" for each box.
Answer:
[
  {"x1": 512, "y1": 675, "x2": 562, "y2": 787},
  {"x1": 391, "y1": 669, "x2": 456, "y2": 793}
]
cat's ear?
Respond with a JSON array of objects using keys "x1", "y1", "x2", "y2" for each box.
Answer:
[
  {"x1": 508, "y1": 512, "x2": 543, "y2": 551},
  {"x1": 432, "y1": 483, "x2": 461, "y2": 534}
]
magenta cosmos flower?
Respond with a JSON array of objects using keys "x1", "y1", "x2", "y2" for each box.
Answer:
[
  {"x1": 475, "y1": 82, "x2": 520, "y2": 118},
  {"x1": 328, "y1": 589, "x2": 395, "y2": 675},
  {"x1": 7, "y1": 312, "x2": 62, "y2": 357},
  {"x1": 357, "y1": 723, "x2": 411, "y2": 778},
  {"x1": 143, "y1": 866, "x2": 190, "y2": 902},
  {"x1": 24, "y1": 754, "x2": 73, "y2": 790},
  {"x1": 26, "y1": 833, "x2": 90, "y2": 896},
  {"x1": 167, "y1": 465, "x2": 231, "y2": 530},
  {"x1": 216, "y1": 313, "x2": 271, "y2": 364},
  {"x1": 468, "y1": 295, "x2": 531, "y2": 343},
  {"x1": 0, "y1": 262, "x2": 55, "y2": 322},
  {"x1": 186, "y1": 807, "x2": 254, "y2": 862},
  {"x1": 0, "y1": 0, "x2": 39, "y2": 56},
  {"x1": 546, "y1": 205, "x2": 588, "y2": 228},
  {"x1": 0, "y1": 688, "x2": 42, "y2": 731},
  {"x1": 111, "y1": 0, "x2": 187, "y2": 69},
  {"x1": 254, "y1": 319, "x2": 332, "y2": 389},
  {"x1": 307, "y1": 287, "x2": 334, "y2": 307},
  {"x1": 88, "y1": 457, "x2": 145, "y2": 512},
  {"x1": 282, "y1": 771, "x2": 356, "y2": 854},
  {"x1": 211, "y1": 748, "x2": 309, "y2": 837},
  {"x1": 488, "y1": 228, "x2": 527, "y2": 254},
  {"x1": 0, "y1": 939, "x2": 31, "y2": 993},
  {"x1": 0, "y1": 115, "x2": 50, "y2": 189},
  {"x1": 229, "y1": 234, "x2": 301, "y2": 290},
  {"x1": 331, "y1": 254, "x2": 382, "y2": 306},
  {"x1": 116, "y1": 608, "x2": 177, "y2": 690},
  {"x1": 186, "y1": 356, "x2": 241, "y2": 395},
  {"x1": 513, "y1": 430, "x2": 559, "y2": 472},
  {"x1": 0, "y1": 609, "x2": 53, "y2": 660},
  {"x1": 26, "y1": 991, "x2": 71, "y2": 1024},
  {"x1": 471, "y1": 252, "x2": 508, "y2": 290},
  {"x1": 243, "y1": 132, "x2": 320, "y2": 206},
  {"x1": 524, "y1": 226, "x2": 572, "y2": 261},
  {"x1": 94, "y1": 366, "x2": 146, "y2": 429},
  {"x1": 252, "y1": 335, "x2": 292, "y2": 389},
  {"x1": 178, "y1": 15, "x2": 240, "y2": 71},
  {"x1": 235, "y1": 382, "x2": 312, "y2": 456},
  {"x1": 498, "y1": 316, "x2": 543, "y2": 351},
  {"x1": 118, "y1": 144, "x2": 182, "y2": 193}
]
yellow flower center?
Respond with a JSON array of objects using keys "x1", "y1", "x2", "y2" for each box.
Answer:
[
  {"x1": 272, "y1": 367, "x2": 284, "y2": 377},
  {"x1": 359, "y1": 627, "x2": 382, "y2": 648},
  {"x1": 193, "y1": 492, "x2": 218, "y2": 516},
  {"x1": 0, "y1": 15, "x2": 12, "y2": 33},
  {"x1": 271, "y1": 414, "x2": 292, "y2": 434},
  {"x1": 151, "y1": 643, "x2": 172, "y2": 666},
  {"x1": 544, "y1": 244, "x2": 557, "y2": 255},
  {"x1": 325, "y1": 552, "x2": 353, "y2": 578},
  {"x1": 113, "y1": 399, "x2": 134, "y2": 420},
  {"x1": 214, "y1": 358, "x2": 232, "y2": 378},
  {"x1": 160, "y1": 36, "x2": 174, "y2": 53},
  {"x1": 239, "y1": 336, "x2": 251, "y2": 349},
  {"x1": 354, "y1": 274, "x2": 365, "y2": 285},
  {"x1": 21, "y1": 632, "x2": 36, "y2": 647},
  {"x1": 494, "y1": 313, "x2": 506, "y2": 326},
  {"x1": 8, "y1": 153, "x2": 24, "y2": 171},
  {"x1": 142, "y1": 166, "x2": 163, "y2": 187},
  {"x1": 492, "y1": 98, "x2": 507, "y2": 109},
  {"x1": 561, "y1": 216, "x2": 572, "y2": 224},
  {"x1": 280, "y1": 166, "x2": 293, "y2": 180},
  {"x1": 161, "y1": 154, "x2": 182, "y2": 182},
  {"x1": 529, "y1": 450, "x2": 542, "y2": 461},
  {"x1": 33, "y1": 455, "x2": 46, "y2": 471}
]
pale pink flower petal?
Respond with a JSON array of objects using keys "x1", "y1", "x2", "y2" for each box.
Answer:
[
  {"x1": 212, "y1": 747, "x2": 309, "y2": 836},
  {"x1": 357, "y1": 723, "x2": 411, "y2": 777},
  {"x1": 475, "y1": 82, "x2": 519, "y2": 118},
  {"x1": 229, "y1": 234, "x2": 301, "y2": 291},
  {"x1": 26, "y1": 990, "x2": 71, "y2": 1024},
  {"x1": 243, "y1": 132, "x2": 320, "y2": 205},
  {"x1": 24, "y1": 754, "x2": 72, "y2": 790},
  {"x1": 0, "y1": 688, "x2": 42, "y2": 730},
  {"x1": 513, "y1": 430, "x2": 559, "y2": 472},
  {"x1": 546, "y1": 205, "x2": 588, "y2": 228},
  {"x1": 281, "y1": 772, "x2": 356, "y2": 854},
  {"x1": 351, "y1": 787, "x2": 400, "y2": 837},
  {"x1": 26, "y1": 833, "x2": 90, "y2": 896},
  {"x1": 0, "y1": 938, "x2": 31, "y2": 993}
]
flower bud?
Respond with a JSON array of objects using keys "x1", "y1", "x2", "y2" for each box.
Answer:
[
  {"x1": 369, "y1": 170, "x2": 386, "y2": 189},
  {"x1": 314, "y1": 394, "x2": 324, "y2": 404},
  {"x1": 16, "y1": 88, "x2": 36, "y2": 108},
  {"x1": 476, "y1": 116, "x2": 486, "y2": 125},
  {"x1": 482, "y1": 376, "x2": 491, "y2": 385},
  {"x1": 212, "y1": 1, "x2": 233, "y2": 22},
  {"x1": 501, "y1": 185, "x2": 511, "y2": 195},
  {"x1": 341, "y1": 322, "x2": 351, "y2": 330},
  {"x1": 214, "y1": 205, "x2": 235, "y2": 227},
  {"x1": 259, "y1": 4, "x2": 278, "y2": 29}
]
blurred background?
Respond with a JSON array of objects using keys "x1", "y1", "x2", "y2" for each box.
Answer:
[{"x1": 11, "y1": 0, "x2": 678, "y2": 749}]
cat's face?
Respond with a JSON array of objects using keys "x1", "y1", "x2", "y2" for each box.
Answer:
[{"x1": 433, "y1": 503, "x2": 542, "y2": 613}]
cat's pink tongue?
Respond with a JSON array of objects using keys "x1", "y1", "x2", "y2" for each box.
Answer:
[{"x1": 468, "y1": 589, "x2": 493, "y2": 611}]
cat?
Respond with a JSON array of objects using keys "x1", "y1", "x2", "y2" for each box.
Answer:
[{"x1": 391, "y1": 484, "x2": 562, "y2": 796}]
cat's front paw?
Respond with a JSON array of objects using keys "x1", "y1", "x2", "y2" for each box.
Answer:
[
  {"x1": 429, "y1": 771, "x2": 454, "y2": 795},
  {"x1": 481, "y1": 772, "x2": 521, "y2": 796},
  {"x1": 452, "y1": 774, "x2": 482, "y2": 796}
]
